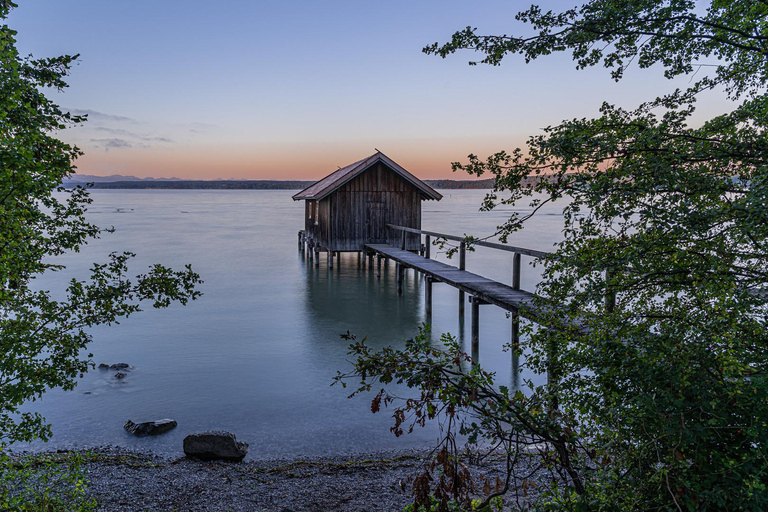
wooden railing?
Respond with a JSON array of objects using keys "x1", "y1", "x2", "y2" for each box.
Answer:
[{"x1": 386, "y1": 224, "x2": 554, "y2": 315}]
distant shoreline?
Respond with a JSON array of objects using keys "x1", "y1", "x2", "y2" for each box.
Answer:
[{"x1": 62, "y1": 179, "x2": 498, "y2": 190}]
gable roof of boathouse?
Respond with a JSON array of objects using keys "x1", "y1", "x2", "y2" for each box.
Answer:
[{"x1": 291, "y1": 151, "x2": 442, "y2": 202}]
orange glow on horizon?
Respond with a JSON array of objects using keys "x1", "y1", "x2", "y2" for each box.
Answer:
[{"x1": 71, "y1": 136, "x2": 529, "y2": 181}]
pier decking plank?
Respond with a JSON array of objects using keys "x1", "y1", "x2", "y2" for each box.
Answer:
[
  {"x1": 365, "y1": 244, "x2": 542, "y2": 315},
  {"x1": 365, "y1": 244, "x2": 587, "y2": 334}
]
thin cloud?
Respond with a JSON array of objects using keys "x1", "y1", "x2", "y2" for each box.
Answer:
[
  {"x1": 90, "y1": 138, "x2": 133, "y2": 151},
  {"x1": 93, "y1": 127, "x2": 174, "y2": 143},
  {"x1": 188, "y1": 121, "x2": 218, "y2": 133}
]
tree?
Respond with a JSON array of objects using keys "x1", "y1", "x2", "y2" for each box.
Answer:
[
  {"x1": 0, "y1": 1, "x2": 202, "y2": 446},
  {"x1": 338, "y1": 1, "x2": 768, "y2": 509}
]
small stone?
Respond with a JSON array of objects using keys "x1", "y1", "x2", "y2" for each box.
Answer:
[
  {"x1": 114, "y1": 372, "x2": 127, "y2": 379},
  {"x1": 98, "y1": 364, "x2": 110, "y2": 370},
  {"x1": 110, "y1": 363, "x2": 130, "y2": 370},
  {"x1": 124, "y1": 419, "x2": 178, "y2": 436},
  {"x1": 183, "y1": 431, "x2": 248, "y2": 461}
]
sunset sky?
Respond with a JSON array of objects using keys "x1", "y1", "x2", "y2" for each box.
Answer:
[{"x1": 9, "y1": 1, "x2": 733, "y2": 180}]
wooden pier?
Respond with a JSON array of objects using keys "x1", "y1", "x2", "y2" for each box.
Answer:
[{"x1": 299, "y1": 223, "x2": 591, "y2": 357}]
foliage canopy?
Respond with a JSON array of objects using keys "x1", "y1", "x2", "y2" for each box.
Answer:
[
  {"x1": 0, "y1": 1, "x2": 202, "y2": 446},
  {"x1": 339, "y1": 1, "x2": 768, "y2": 510}
]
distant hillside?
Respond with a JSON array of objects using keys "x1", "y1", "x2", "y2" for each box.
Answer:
[
  {"x1": 61, "y1": 177, "x2": 498, "y2": 190},
  {"x1": 65, "y1": 174, "x2": 183, "y2": 183},
  {"x1": 68, "y1": 180, "x2": 316, "y2": 190}
]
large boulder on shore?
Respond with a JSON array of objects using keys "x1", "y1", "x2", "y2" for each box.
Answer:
[
  {"x1": 124, "y1": 418, "x2": 177, "y2": 436},
  {"x1": 183, "y1": 431, "x2": 248, "y2": 461}
]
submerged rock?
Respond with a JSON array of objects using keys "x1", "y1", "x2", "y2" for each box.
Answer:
[
  {"x1": 110, "y1": 363, "x2": 130, "y2": 370},
  {"x1": 183, "y1": 431, "x2": 248, "y2": 461},
  {"x1": 98, "y1": 364, "x2": 110, "y2": 370},
  {"x1": 114, "y1": 372, "x2": 127, "y2": 379},
  {"x1": 124, "y1": 419, "x2": 177, "y2": 436}
]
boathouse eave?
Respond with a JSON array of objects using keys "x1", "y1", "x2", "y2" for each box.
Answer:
[{"x1": 291, "y1": 151, "x2": 442, "y2": 202}]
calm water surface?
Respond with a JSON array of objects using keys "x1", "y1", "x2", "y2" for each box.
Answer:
[{"x1": 19, "y1": 190, "x2": 566, "y2": 459}]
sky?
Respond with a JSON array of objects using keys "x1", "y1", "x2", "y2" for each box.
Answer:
[{"x1": 8, "y1": 1, "x2": 733, "y2": 180}]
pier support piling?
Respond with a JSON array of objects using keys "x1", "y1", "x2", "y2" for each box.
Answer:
[
  {"x1": 328, "y1": 251, "x2": 333, "y2": 269},
  {"x1": 425, "y1": 276, "x2": 433, "y2": 317},
  {"x1": 511, "y1": 307, "x2": 520, "y2": 352},
  {"x1": 458, "y1": 241, "x2": 466, "y2": 317},
  {"x1": 469, "y1": 296, "x2": 489, "y2": 360},
  {"x1": 376, "y1": 255, "x2": 382, "y2": 278},
  {"x1": 471, "y1": 297, "x2": 480, "y2": 354}
]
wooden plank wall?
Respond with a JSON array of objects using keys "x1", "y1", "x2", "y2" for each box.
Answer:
[{"x1": 318, "y1": 162, "x2": 423, "y2": 251}]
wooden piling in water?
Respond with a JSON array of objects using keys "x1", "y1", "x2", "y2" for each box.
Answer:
[
  {"x1": 511, "y1": 308, "x2": 520, "y2": 352},
  {"x1": 376, "y1": 255, "x2": 382, "y2": 278},
  {"x1": 458, "y1": 241, "x2": 466, "y2": 317},
  {"x1": 470, "y1": 296, "x2": 480, "y2": 354},
  {"x1": 425, "y1": 276, "x2": 433, "y2": 317}
]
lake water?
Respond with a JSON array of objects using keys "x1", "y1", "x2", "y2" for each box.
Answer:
[{"x1": 18, "y1": 189, "x2": 566, "y2": 459}]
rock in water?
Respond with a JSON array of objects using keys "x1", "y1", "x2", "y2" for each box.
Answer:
[
  {"x1": 183, "y1": 431, "x2": 249, "y2": 461},
  {"x1": 110, "y1": 363, "x2": 130, "y2": 370},
  {"x1": 114, "y1": 372, "x2": 127, "y2": 379},
  {"x1": 98, "y1": 363, "x2": 110, "y2": 370},
  {"x1": 124, "y1": 419, "x2": 178, "y2": 436}
]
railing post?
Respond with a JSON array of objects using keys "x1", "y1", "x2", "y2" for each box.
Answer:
[
  {"x1": 425, "y1": 235, "x2": 431, "y2": 259},
  {"x1": 401, "y1": 230, "x2": 407, "y2": 250},
  {"x1": 458, "y1": 241, "x2": 466, "y2": 317},
  {"x1": 512, "y1": 253, "x2": 521, "y2": 290}
]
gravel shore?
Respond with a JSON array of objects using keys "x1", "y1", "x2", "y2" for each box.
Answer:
[{"x1": 19, "y1": 446, "x2": 545, "y2": 511}]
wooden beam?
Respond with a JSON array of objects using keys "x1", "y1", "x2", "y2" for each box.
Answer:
[
  {"x1": 512, "y1": 253, "x2": 521, "y2": 290},
  {"x1": 511, "y1": 307, "x2": 520, "y2": 352},
  {"x1": 425, "y1": 276, "x2": 433, "y2": 317},
  {"x1": 459, "y1": 241, "x2": 466, "y2": 317}
]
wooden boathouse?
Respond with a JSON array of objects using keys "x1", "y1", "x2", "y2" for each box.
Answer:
[{"x1": 293, "y1": 151, "x2": 442, "y2": 265}]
